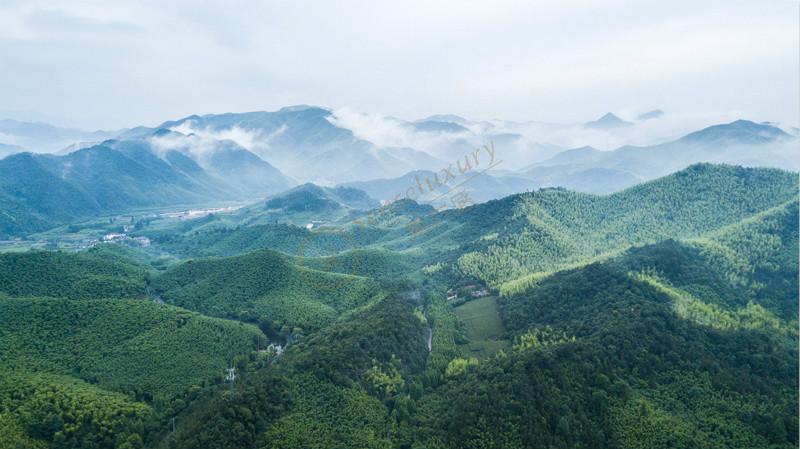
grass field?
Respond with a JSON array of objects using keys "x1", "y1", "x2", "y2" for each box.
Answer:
[{"x1": 453, "y1": 296, "x2": 510, "y2": 357}]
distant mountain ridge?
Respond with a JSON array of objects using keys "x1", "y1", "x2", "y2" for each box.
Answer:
[
  {"x1": 0, "y1": 108, "x2": 796, "y2": 236},
  {"x1": 130, "y1": 106, "x2": 445, "y2": 184},
  {"x1": 0, "y1": 119, "x2": 120, "y2": 152},
  {"x1": 0, "y1": 133, "x2": 294, "y2": 237},
  {"x1": 340, "y1": 169, "x2": 535, "y2": 204},
  {"x1": 527, "y1": 120, "x2": 797, "y2": 192}
]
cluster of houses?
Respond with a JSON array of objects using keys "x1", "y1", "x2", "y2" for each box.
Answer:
[
  {"x1": 73, "y1": 233, "x2": 150, "y2": 251},
  {"x1": 446, "y1": 285, "x2": 490, "y2": 301},
  {"x1": 101, "y1": 232, "x2": 151, "y2": 247},
  {"x1": 72, "y1": 233, "x2": 146, "y2": 250}
]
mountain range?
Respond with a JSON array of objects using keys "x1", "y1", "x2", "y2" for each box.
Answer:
[
  {"x1": 0, "y1": 107, "x2": 796, "y2": 237},
  {"x1": 523, "y1": 119, "x2": 797, "y2": 193}
]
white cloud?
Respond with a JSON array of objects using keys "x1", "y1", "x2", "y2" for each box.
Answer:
[
  {"x1": 328, "y1": 108, "x2": 474, "y2": 152},
  {"x1": 169, "y1": 121, "x2": 258, "y2": 151}
]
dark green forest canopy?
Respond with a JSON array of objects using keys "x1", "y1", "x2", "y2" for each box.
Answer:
[{"x1": 0, "y1": 245, "x2": 148, "y2": 299}]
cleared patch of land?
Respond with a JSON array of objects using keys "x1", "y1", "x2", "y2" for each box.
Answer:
[{"x1": 453, "y1": 296, "x2": 510, "y2": 357}]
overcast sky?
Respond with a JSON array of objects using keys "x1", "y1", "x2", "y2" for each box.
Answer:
[{"x1": 0, "y1": 0, "x2": 797, "y2": 130}]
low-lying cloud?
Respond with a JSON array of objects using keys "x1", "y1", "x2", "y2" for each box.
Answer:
[{"x1": 328, "y1": 107, "x2": 757, "y2": 168}]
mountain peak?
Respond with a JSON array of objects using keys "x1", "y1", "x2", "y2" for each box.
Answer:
[{"x1": 584, "y1": 113, "x2": 633, "y2": 129}]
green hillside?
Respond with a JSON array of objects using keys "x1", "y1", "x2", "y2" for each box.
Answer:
[
  {"x1": 0, "y1": 246, "x2": 149, "y2": 300},
  {"x1": 155, "y1": 164, "x2": 794, "y2": 288},
  {"x1": 455, "y1": 164, "x2": 798, "y2": 286},
  {"x1": 0, "y1": 297, "x2": 263, "y2": 402},
  {"x1": 0, "y1": 370, "x2": 154, "y2": 449},
  {"x1": 693, "y1": 200, "x2": 799, "y2": 317},
  {"x1": 162, "y1": 297, "x2": 427, "y2": 449},
  {"x1": 150, "y1": 249, "x2": 379, "y2": 333},
  {"x1": 0, "y1": 138, "x2": 294, "y2": 238},
  {"x1": 413, "y1": 238, "x2": 797, "y2": 449}
]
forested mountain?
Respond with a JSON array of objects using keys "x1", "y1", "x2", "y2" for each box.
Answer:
[
  {"x1": 4, "y1": 0, "x2": 799, "y2": 445},
  {"x1": 0, "y1": 142, "x2": 24, "y2": 159},
  {"x1": 263, "y1": 184, "x2": 377, "y2": 212},
  {"x1": 107, "y1": 137, "x2": 293, "y2": 199},
  {"x1": 150, "y1": 249, "x2": 379, "y2": 334},
  {"x1": 160, "y1": 296, "x2": 428, "y2": 449},
  {"x1": 0, "y1": 297, "x2": 263, "y2": 402},
  {"x1": 134, "y1": 164, "x2": 797, "y2": 288},
  {"x1": 444, "y1": 164, "x2": 795, "y2": 287},
  {"x1": 0, "y1": 246, "x2": 148, "y2": 299},
  {"x1": 0, "y1": 152, "x2": 104, "y2": 237},
  {"x1": 1, "y1": 111, "x2": 794, "y2": 241},
  {"x1": 0, "y1": 162, "x2": 796, "y2": 449},
  {"x1": 416, "y1": 239, "x2": 797, "y2": 449},
  {"x1": 236, "y1": 183, "x2": 380, "y2": 224}
]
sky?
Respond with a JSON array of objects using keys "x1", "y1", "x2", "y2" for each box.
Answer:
[{"x1": 0, "y1": 0, "x2": 797, "y2": 130}]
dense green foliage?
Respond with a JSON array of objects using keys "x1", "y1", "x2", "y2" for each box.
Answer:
[
  {"x1": 263, "y1": 183, "x2": 377, "y2": 213},
  {"x1": 299, "y1": 248, "x2": 420, "y2": 281},
  {"x1": 695, "y1": 200, "x2": 799, "y2": 317},
  {"x1": 0, "y1": 297, "x2": 263, "y2": 402},
  {"x1": 413, "y1": 240, "x2": 797, "y2": 448},
  {"x1": 0, "y1": 246, "x2": 148, "y2": 299},
  {"x1": 0, "y1": 370, "x2": 155, "y2": 449},
  {"x1": 145, "y1": 222, "x2": 388, "y2": 259},
  {"x1": 456, "y1": 164, "x2": 798, "y2": 286},
  {"x1": 162, "y1": 297, "x2": 427, "y2": 449},
  {"x1": 151, "y1": 249, "x2": 378, "y2": 333}
]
